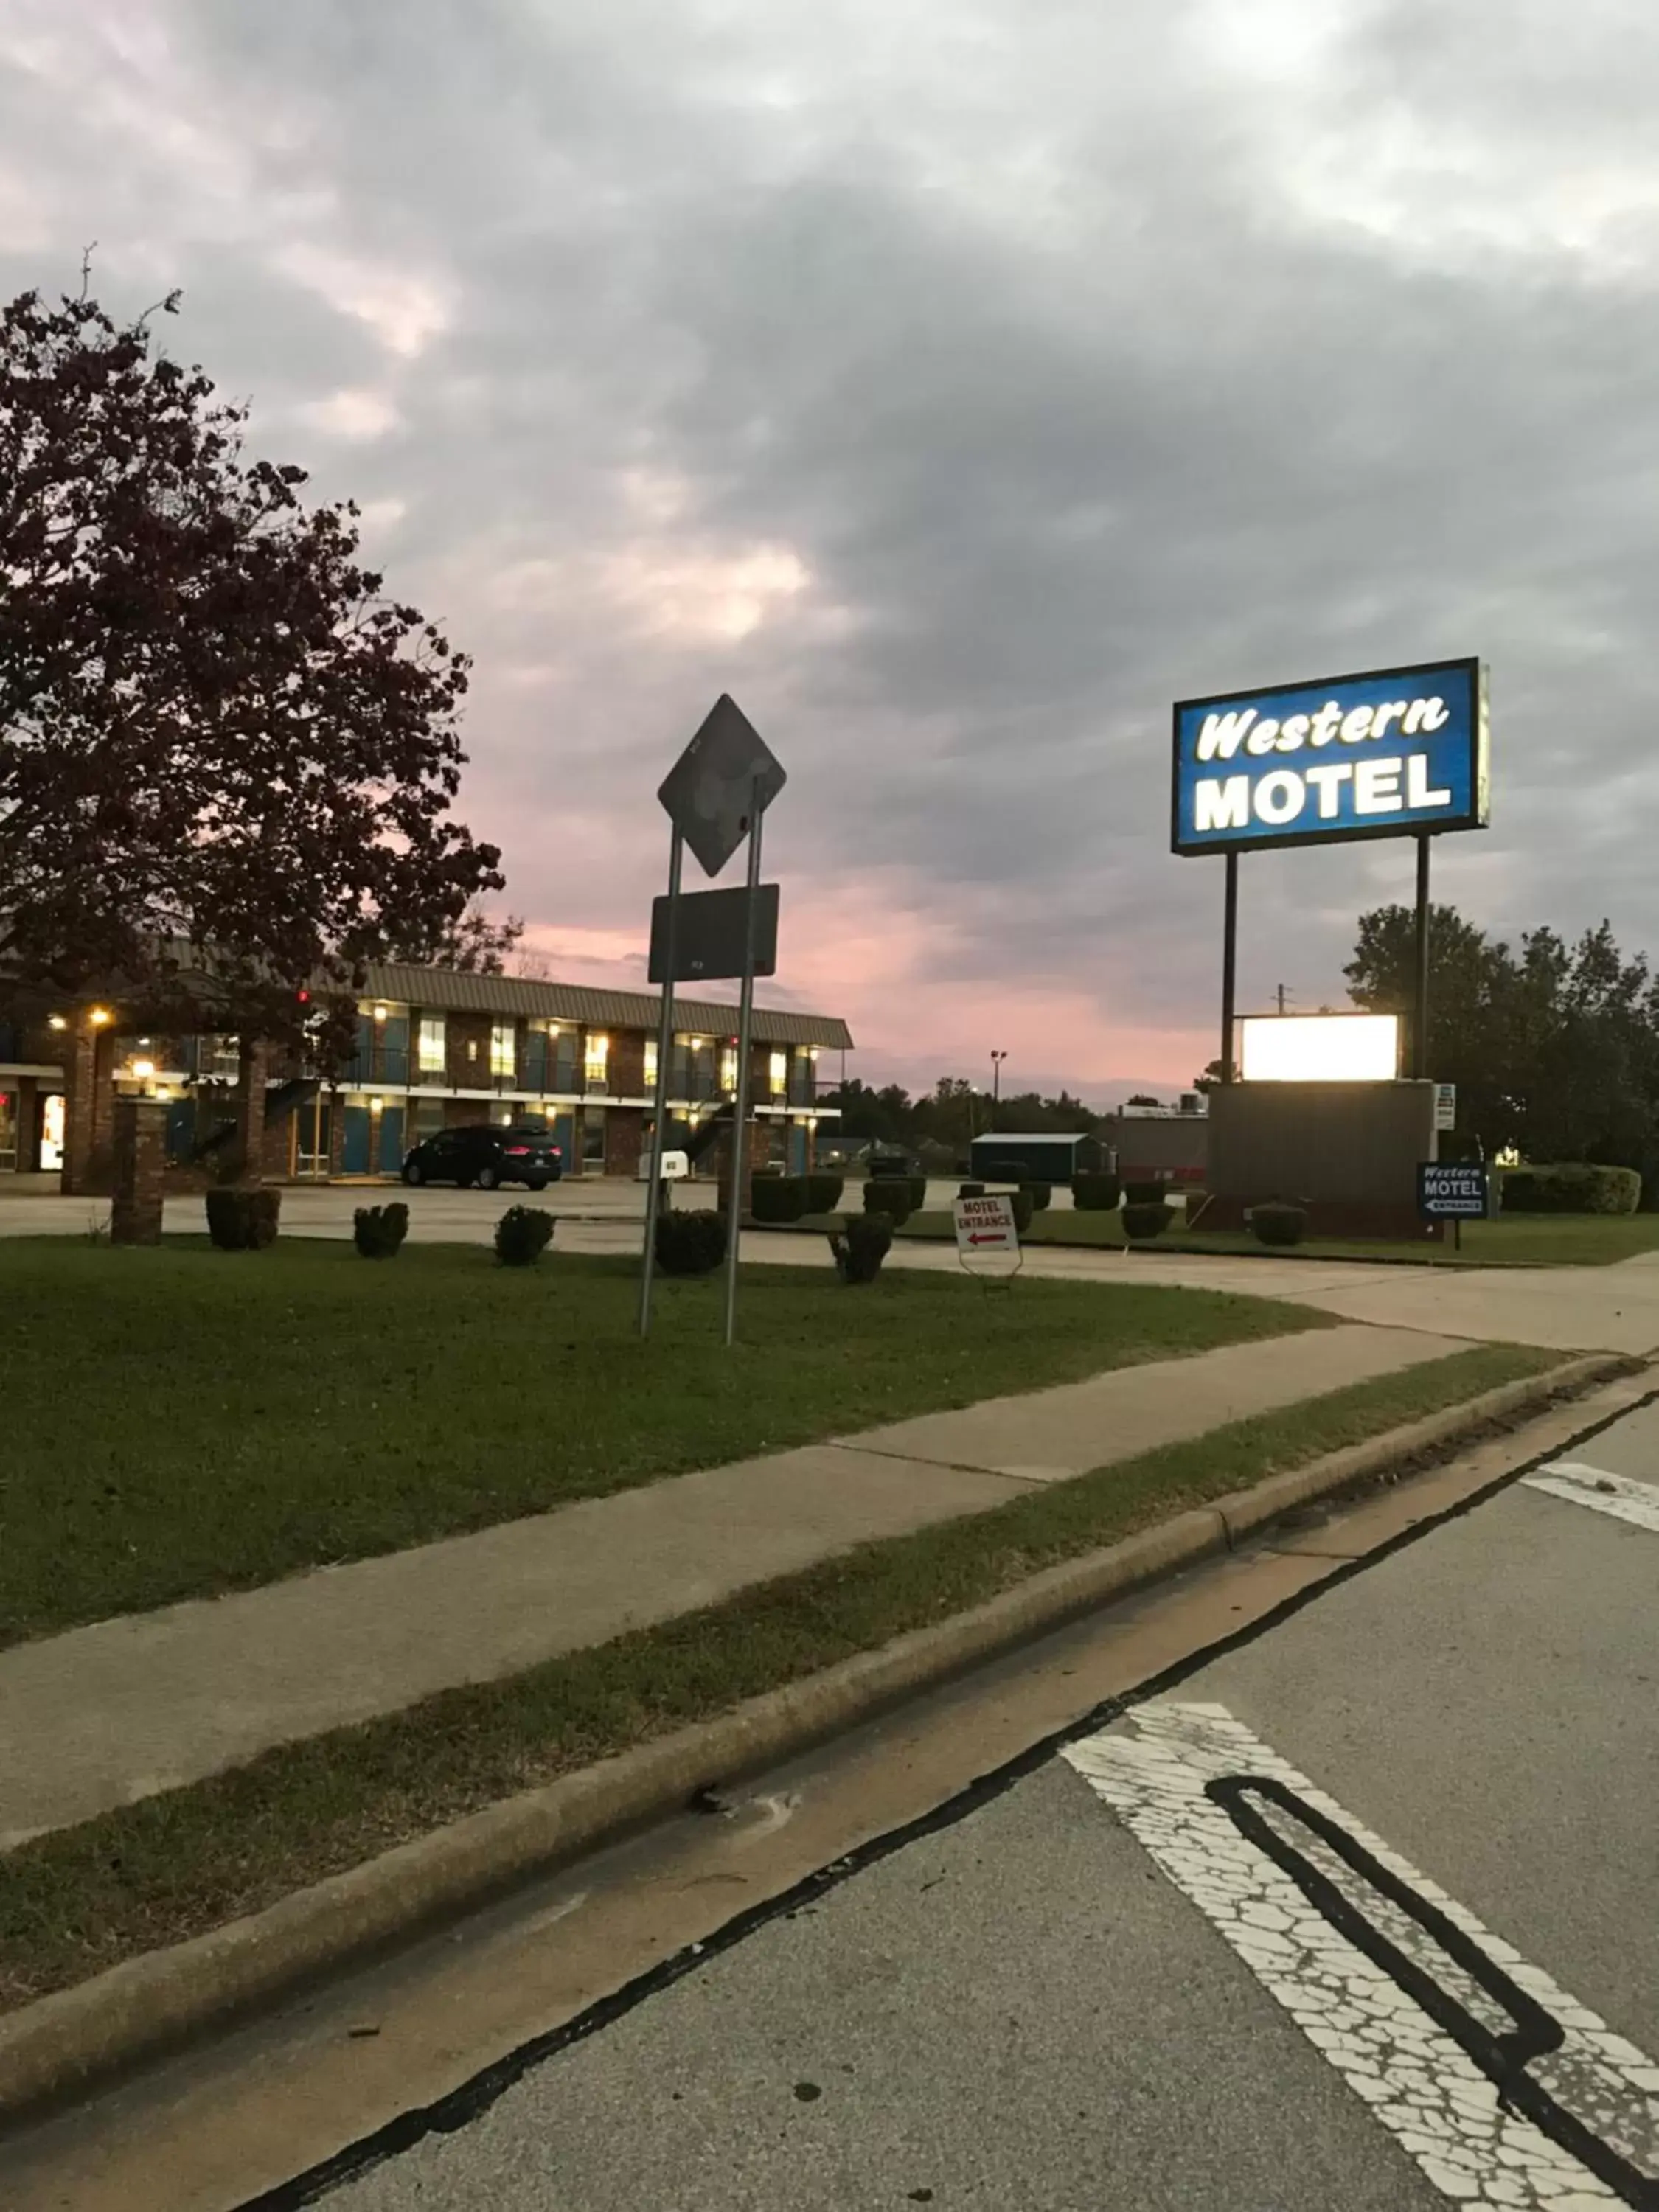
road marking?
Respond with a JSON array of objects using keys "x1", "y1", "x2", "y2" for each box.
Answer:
[
  {"x1": 1521, "y1": 1464, "x2": 1659, "y2": 1537},
  {"x1": 1063, "y1": 1703, "x2": 1659, "y2": 2209}
]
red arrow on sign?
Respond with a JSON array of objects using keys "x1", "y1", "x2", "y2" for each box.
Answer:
[{"x1": 968, "y1": 1231, "x2": 1009, "y2": 1245}]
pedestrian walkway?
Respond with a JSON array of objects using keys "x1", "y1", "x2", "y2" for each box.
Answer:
[{"x1": 0, "y1": 1322, "x2": 1463, "y2": 1848}]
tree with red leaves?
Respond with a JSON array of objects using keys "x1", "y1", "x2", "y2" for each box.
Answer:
[{"x1": 0, "y1": 271, "x2": 504, "y2": 1047}]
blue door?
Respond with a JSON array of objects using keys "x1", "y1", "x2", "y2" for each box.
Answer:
[
  {"x1": 788, "y1": 1123, "x2": 808, "y2": 1173},
  {"x1": 377, "y1": 1106, "x2": 406, "y2": 1175},
  {"x1": 342, "y1": 1106, "x2": 371, "y2": 1175},
  {"x1": 551, "y1": 1113, "x2": 575, "y2": 1172}
]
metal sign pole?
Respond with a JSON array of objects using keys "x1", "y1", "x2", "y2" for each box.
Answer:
[
  {"x1": 1220, "y1": 851, "x2": 1239, "y2": 1082},
  {"x1": 723, "y1": 779, "x2": 765, "y2": 1347},
  {"x1": 638, "y1": 824, "x2": 684, "y2": 1339},
  {"x1": 1412, "y1": 832, "x2": 1432, "y2": 1082}
]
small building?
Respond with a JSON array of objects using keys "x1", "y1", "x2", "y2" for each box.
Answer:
[
  {"x1": 1, "y1": 962, "x2": 853, "y2": 1193},
  {"x1": 968, "y1": 1132, "x2": 1107, "y2": 1182},
  {"x1": 1102, "y1": 1097, "x2": 1208, "y2": 1187}
]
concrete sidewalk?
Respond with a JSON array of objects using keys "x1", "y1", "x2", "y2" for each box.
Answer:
[{"x1": 0, "y1": 1321, "x2": 1462, "y2": 1848}]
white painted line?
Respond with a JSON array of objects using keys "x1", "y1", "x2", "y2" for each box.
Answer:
[
  {"x1": 1521, "y1": 1464, "x2": 1659, "y2": 1538},
  {"x1": 1064, "y1": 1703, "x2": 1659, "y2": 2208}
]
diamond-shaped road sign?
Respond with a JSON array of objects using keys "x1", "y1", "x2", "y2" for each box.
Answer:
[{"x1": 657, "y1": 695, "x2": 786, "y2": 880}]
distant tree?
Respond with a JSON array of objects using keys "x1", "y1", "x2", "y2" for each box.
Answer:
[
  {"x1": 1191, "y1": 1060, "x2": 1238, "y2": 1094},
  {"x1": 1125, "y1": 1093, "x2": 1161, "y2": 1108},
  {"x1": 392, "y1": 904, "x2": 524, "y2": 975},
  {"x1": 0, "y1": 272, "x2": 502, "y2": 1048}
]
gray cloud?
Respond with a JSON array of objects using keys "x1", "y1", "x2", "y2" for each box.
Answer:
[{"x1": 5, "y1": 0, "x2": 1659, "y2": 1093}]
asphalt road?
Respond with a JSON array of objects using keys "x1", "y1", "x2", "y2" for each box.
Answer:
[{"x1": 292, "y1": 1400, "x2": 1658, "y2": 2211}]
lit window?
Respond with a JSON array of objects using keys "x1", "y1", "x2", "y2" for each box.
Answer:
[
  {"x1": 585, "y1": 1033, "x2": 609, "y2": 1085},
  {"x1": 643, "y1": 1039, "x2": 658, "y2": 1090},
  {"x1": 719, "y1": 1045, "x2": 738, "y2": 1091},
  {"x1": 417, "y1": 1017, "x2": 445, "y2": 1072},
  {"x1": 769, "y1": 1051, "x2": 787, "y2": 1096},
  {"x1": 490, "y1": 1021, "x2": 516, "y2": 1077}
]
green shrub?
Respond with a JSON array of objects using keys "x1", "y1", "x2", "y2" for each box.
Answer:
[
  {"x1": 1498, "y1": 1164, "x2": 1641, "y2": 1215},
  {"x1": 866, "y1": 1154, "x2": 912, "y2": 1180},
  {"x1": 908, "y1": 1174, "x2": 927, "y2": 1211},
  {"x1": 352, "y1": 1201, "x2": 409, "y2": 1259},
  {"x1": 1121, "y1": 1200, "x2": 1174, "y2": 1241},
  {"x1": 655, "y1": 1208, "x2": 727, "y2": 1275},
  {"x1": 828, "y1": 1213, "x2": 892, "y2": 1284},
  {"x1": 205, "y1": 1187, "x2": 281, "y2": 1251},
  {"x1": 1123, "y1": 1180, "x2": 1167, "y2": 1207},
  {"x1": 1023, "y1": 1179, "x2": 1052, "y2": 1211},
  {"x1": 1250, "y1": 1202, "x2": 1307, "y2": 1248},
  {"x1": 805, "y1": 1172, "x2": 844, "y2": 1213},
  {"x1": 958, "y1": 1180, "x2": 986, "y2": 1200},
  {"x1": 494, "y1": 1206, "x2": 554, "y2": 1266},
  {"x1": 750, "y1": 1175, "x2": 809, "y2": 1225},
  {"x1": 863, "y1": 1180, "x2": 914, "y2": 1227},
  {"x1": 1071, "y1": 1172, "x2": 1121, "y2": 1211},
  {"x1": 1008, "y1": 1189, "x2": 1034, "y2": 1234}
]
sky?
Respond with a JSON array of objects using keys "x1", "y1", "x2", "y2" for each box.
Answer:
[{"x1": 5, "y1": 0, "x2": 1659, "y2": 1103}]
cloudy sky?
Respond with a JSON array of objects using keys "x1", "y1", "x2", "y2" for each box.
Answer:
[{"x1": 4, "y1": 0, "x2": 1657, "y2": 1100}]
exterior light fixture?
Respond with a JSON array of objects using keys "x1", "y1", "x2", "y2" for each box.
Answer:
[
  {"x1": 369, "y1": 1095, "x2": 384, "y2": 1113},
  {"x1": 48, "y1": 1015, "x2": 67, "y2": 1032},
  {"x1": 373, "y1": 1004, "x2": 389, "y2": 1024},
  {"x1": 88, "y1": 1006, "x2": 111, "y2": 1027},
  {"x1": 131, "y1": 1059, "x2": 156, "y2": 1081}
]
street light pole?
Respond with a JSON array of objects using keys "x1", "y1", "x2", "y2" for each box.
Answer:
[{"x1": 991, "y1": 1050, "x2": 1007, "y2": 1105}]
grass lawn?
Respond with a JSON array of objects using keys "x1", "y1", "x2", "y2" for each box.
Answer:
[
  {"x1": 0, "y1": 1340, "x2": 1560, "y2": 2015},
  {"x1": 853, "y1": 1208, "x2": 1659, "y2": 1269},
  {"x1": 0, "y1": 1239, "x2": 1328, "y2": 1646}
]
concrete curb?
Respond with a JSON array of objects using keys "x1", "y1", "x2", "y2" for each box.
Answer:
[{"x1": 0, "y1": 1349, "x2": 1628, "y2": 2127}]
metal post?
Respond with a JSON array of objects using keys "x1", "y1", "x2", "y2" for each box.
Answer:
[
  {"x1": 1220, "y1": 852, "x2": 1239, "y2": 1082},
  {"x1": 1413, "y1": 833, "x2": 1432, "y2": 1082},
  {"x1": 723, "y1": 780, "x2": 765, "y2": 1347},
  {"x1": 638, "y1": 825, "x2": 684, "y2": 1338}
]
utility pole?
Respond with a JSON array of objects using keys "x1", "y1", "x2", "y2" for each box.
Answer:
[
  {"x1": 1275, "y1": 984, "x2": 1291, "y2": 1016},
  {"x1": 990, "y1": 1049, "x2": 1007, "y2": 1127}
]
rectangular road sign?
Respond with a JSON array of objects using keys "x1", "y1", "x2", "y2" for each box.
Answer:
[
  {"x1": 1418, "y1": 1161, "x2": 1488, "y2": 1219},
  {"x1": 648, "y1": 884, "x2": 779, "y2": 984},
  {"x1": 1433, "y1": 1082, "x2": 1456, "y2": 1132},
  {"x1": 953, "y1": 1192, "x2": 1020, "y2": 1264}
]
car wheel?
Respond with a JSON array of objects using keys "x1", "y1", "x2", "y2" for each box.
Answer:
[
  {"x1": 402, "y1": 1161, "x2": 424, "y2": 1186},
  {"x1": 475, "y1": 1163, "x2": 501, "y2": 1192}
]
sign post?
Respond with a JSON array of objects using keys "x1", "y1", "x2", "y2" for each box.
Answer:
[{"x1": 642, "y1": 695, "x2": 785, "y2": 1345}]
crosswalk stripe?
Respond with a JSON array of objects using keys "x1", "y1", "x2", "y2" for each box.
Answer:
[
  {"x1": 1520, "y1": 1464, "x2": 1659, "y2": 1537},
  {"x1": 1063, "y1": 1703, "x2": 1658, "y2": 2210}
]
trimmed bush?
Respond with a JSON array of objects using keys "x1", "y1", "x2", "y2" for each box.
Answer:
[
  {"x1": 353, "y1": 1201, "x2": 409, "y2": 1259},
  {"x1": 1250, "y1": 1201, "x2": 1307, "y2": 1248},
  {"x1": 1071, "y1": 1172, "x2": 1121, "y2": 1211},
  {"x1": 655, "y1": 1208, "x2": 727, "y2": 1275},
  {"x1": 863, "y1": 1180, "x2": 914, "y2": 1227},
  {"x1": 1008, "y1": 1189, "x2": 1034, "y2": 1234},
  {"x1": 805, "y1": 1172, "x2": 844, "y2": 1214},
  {"x1": 494, "y1": 1206, "x2": 554, "y2": 1267},
  {"x1": 1023, "y1": 1179, "x2": 1052, "y2": 1211},
  {"x1": 828, "y1": 1213, "x2": 893, "y2": 1284},
  {"x1": 1122, "y1": 1180, "x2": 1167, "y2": 1207},
  {"x1": 958, "y1": 1180, "x2": 986, "y2": 1200},
  {"x1": 908, "y1": 1174, "x2": 927, "y2": 1211},
  {"x1": 1121, "y1": 1200, "x2": 1175, "y2": 1241},
  {"x1": 866, "y1": 1154, "x2": 913, "y2": 1180},
  {"x1": 750, "y1": 1175, "x2": 810, "y2": 1225},
  {"x1": 1498, "y1": 1164, "x2": 1641, "y2": 1216},
  {"x1": 205, "y1": 1187, "x2": 281, "y2": 1251}
]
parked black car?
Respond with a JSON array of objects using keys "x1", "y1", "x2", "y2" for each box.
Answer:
[{"x1": 401, "y1": 1123, "x2": 563, "y2": 1192}]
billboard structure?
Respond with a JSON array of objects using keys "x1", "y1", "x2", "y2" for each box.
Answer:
[
  {"x1": 1171, "y1": 658, "x2": 1489, "y2": 1085},
  {"x1": 1238, "y1": 1012, "x2": 1400, "y2": 1084}
]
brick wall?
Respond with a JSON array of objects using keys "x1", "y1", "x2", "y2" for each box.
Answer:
[
  {"x1": 608, "y1": 1031, "x2": 645, "y2": 1101},
  {"x1": 110, "y1": 1098, "x2": 168, "y2": 1245},
  {"x1": 447, "y1": 1012, "x2": 492, "y2": 1089},
  {"x1": 605, "y1": 1106, "x2": 644, "y2": 1178}
]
